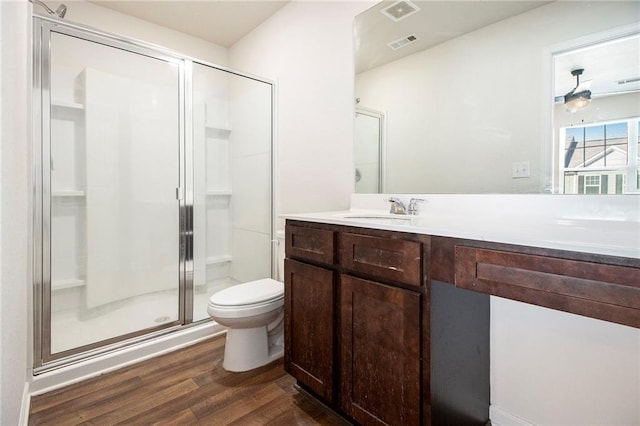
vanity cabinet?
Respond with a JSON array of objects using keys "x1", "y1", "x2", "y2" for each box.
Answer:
[
  {"x1": 285, "y1": 218, "x2": 640, "y2": 425},
  {"x1": 284, "y1": 220, "x2": 489, "y2": 425}
]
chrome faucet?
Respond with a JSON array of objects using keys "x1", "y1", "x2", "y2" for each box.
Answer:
[
  {"x1": 385, "y1": 197, "x2": 407, "y2": 215},
  {"x1": 408, "y1": 198, "x2": 424, "y2": 215}
]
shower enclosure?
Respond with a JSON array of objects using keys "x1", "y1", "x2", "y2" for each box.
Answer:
[{"x1": 32, "y1": 17, "x2": 274, "y2": 371}]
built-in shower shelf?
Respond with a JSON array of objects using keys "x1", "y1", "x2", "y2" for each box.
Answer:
[
  {"x1": 206, "y1": 255, "x2": 232, "y2": 265},
  {"x1": 52, "y1": 190, "x2": 86, "y2": 197},
  {"x1": 52, "y1": 100, "x2": 85, "y2": 111},
  {"x1": 52, "y1": 279, "x2": 85, "y2": 291},
  {"x1": 205, "y1": 125, "x2": 231, "y2": 138},
  {"x1": 206, "y1": 190, "x2": 232, "y2": 197}
]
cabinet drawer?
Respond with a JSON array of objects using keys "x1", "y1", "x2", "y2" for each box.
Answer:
[
  {"x1": 286, "y1": 224, "x2": 335, "y2": 265},
  {"x1": 339, "y1": 233, "x2": 422, "y2": 287},
  {"x1": 455, "y1": 246, "x2": 640, "y2": 328}
]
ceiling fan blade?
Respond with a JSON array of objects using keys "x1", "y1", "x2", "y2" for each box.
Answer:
[
  {"x1": 554, "y1": 87, "x2": 639, "y2": 103},
  {"x1": 574, "y1": 79, "x2": 593, "y2": 93}
]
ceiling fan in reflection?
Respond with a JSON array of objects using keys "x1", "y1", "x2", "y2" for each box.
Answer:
[
  {"x1": 562, "y1": 69, "x2": 592, "y2": 112},
  {"x1": 554, "y1": 68, "x2": 640, "y2": 112}
]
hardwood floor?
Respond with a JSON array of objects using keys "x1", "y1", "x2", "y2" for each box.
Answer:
[{"x1": 29, "y1": 336, "x2": 347, "y2": 425}]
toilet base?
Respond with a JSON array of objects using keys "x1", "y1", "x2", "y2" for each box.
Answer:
[{"x1": 222, "y1": 326, "x2": 284, "y2": 372}]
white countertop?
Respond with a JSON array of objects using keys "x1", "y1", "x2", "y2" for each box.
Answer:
[{"x1": 284, "y1": 209, "x2": 640, "y2": 260}]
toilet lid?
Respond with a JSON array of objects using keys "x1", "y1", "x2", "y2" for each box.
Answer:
[{"x1": 210, "y1": 279, "x2": 283, "y2": 307}]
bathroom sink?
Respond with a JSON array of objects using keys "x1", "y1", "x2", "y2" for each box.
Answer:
[{"x1": 334, "y1": 213, "x2": 415, "y2": 225}]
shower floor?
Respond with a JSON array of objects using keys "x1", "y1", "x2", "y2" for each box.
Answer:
[{"x1": 50, "y1": 277, "x2": 238, "y2": 355}]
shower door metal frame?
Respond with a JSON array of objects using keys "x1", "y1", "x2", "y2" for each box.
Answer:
[
  {"x1": 33, "y1": 16, "x2": 191, "y2": 370},
  {"x1": 32, "y1": 15, "x2": 277, "y2": 373}
]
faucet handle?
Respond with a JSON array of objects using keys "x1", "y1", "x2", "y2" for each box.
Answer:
[
  {"x1": 408, "y1": 198, "x2": 424, "y2": 215},
  {"x1": 384, "y1": 197, "x2": 407, "y2": 215}
]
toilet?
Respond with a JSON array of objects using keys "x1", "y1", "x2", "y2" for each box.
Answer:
[{"x1": 207, "y1": 278, "x2": 284, "y2": 372}]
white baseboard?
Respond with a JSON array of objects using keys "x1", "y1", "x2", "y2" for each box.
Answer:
[
  {"x1": 19, "y1": 382, "x2": 30, "y2": 426},
  {"x1": 490, "y1": 405, "x2": 536, "y2": 426},
  {"x1": 29, "y1": 322, "x2": 225, "y2": 396}
]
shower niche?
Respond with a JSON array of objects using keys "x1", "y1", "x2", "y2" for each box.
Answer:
[
  {"x1": 48, "y1": 68, "x2": 88, "y2": 338},
  {"x1": 34, "y1": 17, "x2": 274, "y2": 370},
  {"x1": 193, "y1": 95, "x2": 234, "y2": 322},
  {"x1": 50, "y1": 93, "x2": 86, "y2": 294}
]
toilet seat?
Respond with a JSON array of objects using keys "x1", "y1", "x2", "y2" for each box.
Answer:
[
  {"x1": 208, "y1": 278, "x2": 284, "y2": 319},
  {"x1": 211, "y1": 278, "x2": 283, "y2": 306}
]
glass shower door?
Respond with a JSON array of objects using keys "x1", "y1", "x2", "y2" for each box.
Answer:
[
  {"x1": 44, "y1": 29, "x2": 183, "y2": 359},
  {"x1": 191, "y1": 62, "x2": 273, "y2": 322}
]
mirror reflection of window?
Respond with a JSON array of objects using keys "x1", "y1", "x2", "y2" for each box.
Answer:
[{"x1": 560, "y1": 120, "x2": 638, "y2": 194}]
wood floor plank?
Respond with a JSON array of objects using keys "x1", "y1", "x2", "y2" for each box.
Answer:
[
  {"x1": 29, "y1": 336, "x2": 347, "y2": 426},
  {"x1": 146, "y1": 408, "x2": 200, "y2": 426},
  {"x1": 189, "y1": 362, "x2": 287, "y2": 419},
  {"x1": 196, "y1": 382, "x2": 286, "y2": 424},
  {"x1": 28, "y1": 377, "x2": 143, "y2": 424},
  {"x1": 79, "y1": 379, "x2": 199, "y2": 425},
  {"x1": 227, "y1": 391, "x2": 325, "y2": 426},
  {"x1": 30, "y1": 337, "x2": 221, "y2": 415}
]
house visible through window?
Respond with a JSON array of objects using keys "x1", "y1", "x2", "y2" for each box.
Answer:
[{"x1": 560, "y1": 118, "x2": 640, "y2": 194}]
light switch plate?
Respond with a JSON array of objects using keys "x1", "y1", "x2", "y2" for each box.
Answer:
[{"x1": 512, "y1": 161, "x2": 530, "y2": 178}]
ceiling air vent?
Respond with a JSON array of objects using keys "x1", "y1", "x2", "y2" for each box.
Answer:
[
  {"x1": 388, "y1": 34, "x2": 419, "y2": 51},
  {"x1": 380, "y1": 0, "x2": 420, "y2": 22}
]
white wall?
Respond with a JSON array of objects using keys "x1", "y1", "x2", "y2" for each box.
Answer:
[
  {"x1": 0, "y1": 0, "x2": 31, "y2": 424},
  {"x1": 229, "y1": 1, "x2": 376, "y2": 218},
  {"x1": 491, "y1": 298, "x2": 640, "y2": 426},
  {"x1": 356, "y1": 1, "x2": 640, "y2": 194}
]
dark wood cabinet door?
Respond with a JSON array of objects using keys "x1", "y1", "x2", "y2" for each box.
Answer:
[
  {"x1": 284, "y1": 259, "x2": 335, "y2": 402},
  {"x1": 340, "y1": 274, "x2": 421, "y2": 425}
]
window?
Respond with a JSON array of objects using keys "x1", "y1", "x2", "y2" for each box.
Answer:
[{"x1": 560, "y1": 118, "x2": 640, "y2": 194}]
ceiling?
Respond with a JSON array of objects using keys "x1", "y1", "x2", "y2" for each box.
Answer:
[
  {"x1": 355, "y1": 0, "x2": 550, "y2": 74},
  {"x1": 89, "y1": 0, "x2": 288, "y2": 47},
  {"x1": 355, "y1": 1, "x2": 639, "y2": 99},
  {"x1": 86, "y1": 0, "x2": 639, "y2": 98}
]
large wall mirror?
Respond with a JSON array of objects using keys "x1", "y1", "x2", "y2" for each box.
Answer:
[{"x1": 354, "y1": 1, "x2": 640, "y2": 194}]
